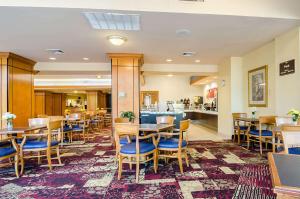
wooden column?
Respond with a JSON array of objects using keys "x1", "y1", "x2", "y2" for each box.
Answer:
[
  {"x1": 108, "y1": 53, "x2": 143, "y2": 124},
  {"x1": 0, "y1": 52, "x2": 36, "y2": 128},
  {"x1": 86, "y1": 91, "x2": 98, "y2": 111}
]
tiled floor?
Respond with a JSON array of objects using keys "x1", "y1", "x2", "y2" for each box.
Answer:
[
  {"x1": 188, "y1": 122, "x2": 223, "y2": 142},
  {"x1": 0, "y1": 130, "x2": 275, "y2": 199}
]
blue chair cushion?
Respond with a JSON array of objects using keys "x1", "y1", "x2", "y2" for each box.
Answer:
[
  {"x1": 72, "y1": 125, "x2": 83, "y2": 131},
  {"x1": 120, "y1": 137, "x2": 136, "y2": 145},
  {"x1": 63, "y1": 126, "x2": 72, "y2": 132},
  {"x1": 288, "y1": 147, "x2": 300, "y2": 155},
  {"x1": 23, "y1": 141, "x2": 59, "y2": 149},
  {"x1": 239, "y1": 126, "x2": 248, "y2": 131},
  {"x1": 249, "y1": 130, "x2": 273, "y2": 137},
  {"x1": 0, "y1": 147, "x2": 16, "y2": 157},
  {"x1": 158, "y1": 138, "x2": 187, "y2": 149},
  {"x1": 0, "y1": 141, "x2": 10, "y2": 147},
  {"x1": 120, "y1": 142, "x2": 155, "y2": 154},
  {"x1": 16, "y1": 138, "x2": 37, "y2": 144}
]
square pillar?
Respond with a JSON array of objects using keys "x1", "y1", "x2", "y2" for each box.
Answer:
[{"x1": 108, "y1": 53, "x2": 143, "y2": 124}]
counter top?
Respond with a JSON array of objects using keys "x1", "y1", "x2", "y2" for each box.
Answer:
[{"x1": 184, "y1": 109, "x2": 218, "y2": 116}]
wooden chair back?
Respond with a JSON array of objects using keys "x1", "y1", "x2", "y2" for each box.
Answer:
[
  {"x1": 281, "y1": 125, "x2": 300, "y2": 154},
  {"x1": 114, "y1": 123, "x2": 139, "y2": 153},
  {"x1": 47, "y1": 120, "x2": 63, "y2": 142},
  {"x1": 156, "y1": 116, "x2": 174, "y2": 125},
  {"x1": 179, "y1": 120, "x2": 190, "y2": 145},
  {"x1": 259, "y1": 116, "x2": 276, "y2": 125},
  {"x1": 232, "y1": 113, "x2": 247, "y2": 127},
  {"x1": 115, "y1": 117, "x2": 130, "y2": 123},
  {"x1": 28, "y1": 118, "x2": 49, "y2": 128}
]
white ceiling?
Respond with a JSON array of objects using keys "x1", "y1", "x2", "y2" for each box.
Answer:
[{"x1": 0, "y1": 7, "x2": 299, "y2": 64}]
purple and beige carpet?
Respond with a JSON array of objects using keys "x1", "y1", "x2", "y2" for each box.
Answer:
[{"x1": 0, "y1": 132, "x2": 276, "y2": 199}]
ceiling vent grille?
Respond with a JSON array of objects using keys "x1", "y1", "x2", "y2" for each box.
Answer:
[
  {"x1": 179, "y1": 0, "x2": 205, "y2": 2},
  {"x1": 83, "y1": 12, "x2": 140, "y2": 31}
]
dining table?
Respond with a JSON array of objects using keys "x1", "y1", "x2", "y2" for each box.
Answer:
[
  {"x1": 235, "y1": 117, "x2": 259, "y2": 124},
  {"x1": 268, "y1": 153, "x2": 300, "y2": 199},
  {"x1": 0, "y1": 126, "x2": 47, "y2": 135},
  {"x1": 139, "y1": 123, "x2": 174, "y2": 133}
]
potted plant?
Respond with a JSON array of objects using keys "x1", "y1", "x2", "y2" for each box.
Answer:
[
  {"x1": 2, "y1": 112, "x2": 16, "y2": 130},
  {"x1": 64, "y1": 109, "x2": 71, "y2": 119},
  {"x1": 120, "y1": 111, "x2": 135, "y2": 122},
  {"x1": 287, "y1": 109, "x2": 300, "y2": 124},
  {"x1": 251, "y1": 107, "x2": 257, "y2": 119}
]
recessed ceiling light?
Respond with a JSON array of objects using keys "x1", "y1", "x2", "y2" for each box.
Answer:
[
  {"x1": 74, "y1": 90, "x2": 78, "y2": 93},
  {"x1": 97, "y1": 75, "x2": 102, "y2": 79},
  {"x1": 49, "y1": 57, "x2": 56, "y2": 60},
  {"x1": 195, "y1": 59, "x2": 201, "y2": 63},
  {"x1": 167, "y1": 74, "x2": 174, "y2": 77},
  {"x1": 83, "y1": 57, "x2": 89, "y2": 61},
  {"x1": 166, "y1": 59, "x2": 173, "y2": 62},
  {"x1": 108, "y1": 35, "x2": 127, "y2": 46}
]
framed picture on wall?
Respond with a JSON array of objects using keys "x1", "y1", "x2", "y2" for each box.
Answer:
[{"x1": 248, "y1": 65, "x2": 268, "y2": 107}]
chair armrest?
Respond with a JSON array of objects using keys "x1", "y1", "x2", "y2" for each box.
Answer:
[
  {"x1": 139, "y1": 134, "x2": 155, "y2": 140},
  {"x1": 23, "y1": 133, "x2": 47, "y2": 137},
  {"x1": 158, "y1": 132, "x2": 180, "y2": 136}
]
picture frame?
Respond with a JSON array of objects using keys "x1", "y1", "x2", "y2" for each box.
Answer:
[{"x1": 248, "y1": 65, "x2": 268, "y2": 107}]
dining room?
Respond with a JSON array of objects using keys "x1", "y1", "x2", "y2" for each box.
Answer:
[{"x1": 1, "y1": 1, "x2": 300, "y2": 198}]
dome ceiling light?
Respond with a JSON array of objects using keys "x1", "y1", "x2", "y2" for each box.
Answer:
[{"x1": 108, "y1": 35, "x2": 127, "y2": 46}]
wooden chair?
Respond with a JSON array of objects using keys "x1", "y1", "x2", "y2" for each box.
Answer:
[
  {"x1": 247, "y1": 116, "x2": 276, "y2": 155},
  {"x1": 115, "y1": 123, "x2": 157, "y2": 183},
  {"x1": 0, "y1": 138, "x2": 20, "y2": 177},
  {"x1": 274, "y1": 117, "x2": 295, "y2": 152},
  {"x1": 20, "y1": 118, "x2": 63, "y2": 173},
  {"x1": 232, "y1": 113, "x2": 250, "y2": 144},
  {"x1": 69, "y1": 113, "x2": 86, "y2": 142},
  {"x1": 157, "y1": 120, "x2": 190, "y2": 174},
  {"x1": 281, "y1": 125, "x2": 300, "y2": 155}
]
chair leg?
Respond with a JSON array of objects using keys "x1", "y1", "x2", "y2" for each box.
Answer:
[
  {"x1": 237, "y1": 131, "x2": 241, "y2": 144},
  {"x1": 233, "y1": 132, "x2": 236, "y2": 142},
  {"x1": 20, "y1": 151, "x2": 24, "y2": 175},
  {"x1": 47, "y1": 149, "x2": 52, "y2": 170},
  {"x1": 118, "y1": 155, "x2": 123, "y2": 180},
  {"x1": 14, "y1": 154, "x2": 19, "y2": 178},
  {"x1": 56, "y1": 147, "x2": 62, "y2": 165},
  {"x1": 247, "y1": 135, "x2": 250, "y2": 149},
  {"x1": 37, "y1": 152, "x2": 41, "y2": 165},
  {"x1": 259, "y1": 139, "x2": 263, "y2": 155},
  {"x1": 153, "y1": 150, "x2": 157, "y2": 173},
  {"x1": 184, "y1": 149, "x2": 189, "y2": 167},
  {"x1": 129, "y1": 157, "x2": 132, "y2": 170},
  {"x1": 178, "y1": 151, "x2": 184, "y2": 174},
  {"x1": 135, "y1": 156, "x2": 140, "y2": 183}
]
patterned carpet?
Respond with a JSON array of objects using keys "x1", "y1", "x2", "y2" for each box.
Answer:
[{"x1": 0, "y1": 131, "x2": 276, "y2": 199}]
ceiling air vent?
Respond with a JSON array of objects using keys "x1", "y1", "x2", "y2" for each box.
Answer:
[
  {"x1": 46, "y1": 49, "x2": 64, "y2": 55},
  {"x1": 182, "y1": 52, "x2": 196, "y2": 57},
  {"x1": 83, "y1": 12, "x2": 140, "y2": 31}
]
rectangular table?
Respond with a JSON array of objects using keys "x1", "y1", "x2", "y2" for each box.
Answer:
[
  {"x1": 235, "y1": 117, "x2": 259, "y2": 123},
  {"x1": 268, "y1": 153, "x2": 300, "y2": 199},
  {"x1": 0, "y1": 126, "x2": 47, "y2": 135}
]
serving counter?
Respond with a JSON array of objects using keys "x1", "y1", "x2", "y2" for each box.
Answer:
[{"x1": 184, "y1": 109, "x2": 218, "y2": 130}]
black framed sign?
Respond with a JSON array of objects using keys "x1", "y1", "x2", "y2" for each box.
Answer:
[{"x1": 280, "y1": 59, "x2": 295, "y2": 76}]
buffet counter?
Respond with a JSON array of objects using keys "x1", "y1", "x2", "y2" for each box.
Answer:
[{"x1": 184, "y1": 109, "x2": 218, "y2": 130}]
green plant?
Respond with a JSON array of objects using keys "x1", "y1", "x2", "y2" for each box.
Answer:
[
  {"x1": 288, "y1": 109, "x2": 300, "y2": 122},
  {"x1": 120, "y1": 111, "x2": 135, "y2": 122}
]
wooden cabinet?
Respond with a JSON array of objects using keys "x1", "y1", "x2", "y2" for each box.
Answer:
[
  {"x1": 34, "y1": 91, "x2": 64, "y2": 116},
  {"x1": 140, "y1": 91, "x2": 159, "y2": 107},
  {"x1": 0, "y1": 53, "x2": 36, "y2": 128}
]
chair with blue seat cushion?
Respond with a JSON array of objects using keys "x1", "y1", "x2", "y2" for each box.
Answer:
[
  {"x1": 115, "y1": 123, "x2": 157, "y2": 183},
  {"x1": 232, "y1": 113, "x2": 251, "y2": 145},
  {"x1": 68, "y1": 113, "x2": 87, "y2": 142},
  {"x1": 20, "y1": 118, "x2": 63, "y2": 173},
  {"x1": 157, "y1": 120, "x2": 190, "y2": 174},
  {"x1": 247, "y1": 116, "x2": 276, "y2": 155},
  {"x1": 273, "y1": 117, "x2": 295, "y2": 153},
  {"x1": 281, "y1": 125, "x2": 300, "y2": 155},
  {"x1": 0, "y1": 138, "x2": 20, "y2": 177}
]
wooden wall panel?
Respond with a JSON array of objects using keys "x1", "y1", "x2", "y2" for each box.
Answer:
[
  {"x1": 45, "y1": 92, "x2": 53, "y2": 116},
  {"x1": 109, "y1": 53, "x2": 143, "y2": 124},
  {"x1": 53, "y1": 93, "x2": 62, "y2": 115},
  {"x1": 34, "y1": 92, "x2": 45, "y2": 116},
  {"x1": 87, "y1": 91, "x2": 98, "y2": 111}
]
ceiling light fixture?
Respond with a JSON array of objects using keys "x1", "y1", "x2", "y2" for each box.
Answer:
[
  {"x1": 167, "y1": 74, "x2": 174, "y2": 77},
  {"x1": 108, "y1": 35, "x2": 127, "y2": 46},
  {"x1": 166, "y1": 59, "x2": 173, "y2": 63},
  {"x1": 195, "y1": 59, "x2": 201, "y2": 63},
  {"x1": 97, "y1": 75, "x2": 102, "y2": 79},
  {"x1": 83, "y1": 57, "x2": 89, "y2": 61},
  {"x1": 49, "y1": 57, "x2": 56, "y2": 60}
]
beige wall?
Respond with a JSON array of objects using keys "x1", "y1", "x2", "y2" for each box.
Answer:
[
  {"x1": 242, "y1": 41, "x2": 276, "y2": 116},
  {"x1": 141, "y1": 75, "x2": 203, "y2": 104},
  {"x1": 275, "y1": 27, "x2": 300, "y2": 115}
]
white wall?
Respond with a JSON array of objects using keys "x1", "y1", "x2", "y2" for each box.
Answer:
[
  {"x1": 242, "y1": 41, "x2": 276, "y2": 116},
  {"x1": 275, "y1": 27, "x2": 300, "y2": 115},
  {"x1": 141, "y1": 75, "x2": 203, "y2": 103}
]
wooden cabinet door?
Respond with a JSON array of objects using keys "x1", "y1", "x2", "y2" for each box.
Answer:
[
  {"x1": 34, "y1": 92, "x2": 45, "y2": 117},
  {"x1": 53, "y1": 93, "x2": 62, "y2": 116},
  {"x1": 45, "y1": 92, "x2": 53, "y2": 116}
]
